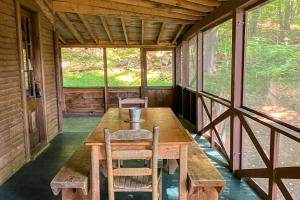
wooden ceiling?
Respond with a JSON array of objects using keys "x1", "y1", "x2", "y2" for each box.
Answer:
[{"x1": 50, "y1": 0, "x2": 228, "y2": 47}]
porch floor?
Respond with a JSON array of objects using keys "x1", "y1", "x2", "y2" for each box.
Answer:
[{"x1": 0, "y1": 115, "x2": 261, "y2": 200}]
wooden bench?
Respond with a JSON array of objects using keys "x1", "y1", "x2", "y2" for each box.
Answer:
[
  {"x1": 187, "y1": 143, "x2": 225, "y2": 200},
  {"x1": 50, "y1": 144, "x2": 91, "y2": 200}
]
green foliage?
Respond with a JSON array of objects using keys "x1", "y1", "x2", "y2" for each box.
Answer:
[{"x1": 62, "y1": 48, "x2": 173, "y2": 87}]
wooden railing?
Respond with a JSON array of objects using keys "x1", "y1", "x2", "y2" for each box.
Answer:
[
  {"x1": 63, "y1": 86, "x2": 174, "y2": 114},
  {"x1": 176, "y1": 85, "x2": 300, "y2": 199}
]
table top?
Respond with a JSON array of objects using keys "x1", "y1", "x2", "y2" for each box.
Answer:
[{"x1": 85, "y1": 108, "x2": 194, "y2": 146}]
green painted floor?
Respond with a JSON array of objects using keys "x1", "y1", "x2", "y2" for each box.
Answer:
[{"x1": 0, "y1": 115, "x2": 262, "y2": 200}]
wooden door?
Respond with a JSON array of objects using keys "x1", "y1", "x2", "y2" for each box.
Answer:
[{"x1": 21, "y1": 8, "x2": 42, "y2": 153}]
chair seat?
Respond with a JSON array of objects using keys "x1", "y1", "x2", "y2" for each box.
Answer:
[{"x1": 114, "y1": 169, "x2": 162, "y2": 191}]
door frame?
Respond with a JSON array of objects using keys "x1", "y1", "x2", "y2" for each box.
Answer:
[{"x1": 15, "y1": 0, "x2": 47, "y2": 159}]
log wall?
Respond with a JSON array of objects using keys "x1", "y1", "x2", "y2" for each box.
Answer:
[
  {"x1": 41, "y1": 15, "x2": 58, "y2": 140},
  {"x1": 0, "y1": 0, "x2": 26, "y2": 184},
  {"x1": 0, "y1": 0, "x2": 59, "y2": 184},
  {"x1": 63, "y1": 87, "x2": 174, "y2": 114}
]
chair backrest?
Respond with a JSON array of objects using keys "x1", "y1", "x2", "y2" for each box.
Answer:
[
  {"x1": 117, "y1": 96, "x2": 148, "y2": 108},
  {"x1": 104, "y1": 127, "x2": 159, "y2": 196}
]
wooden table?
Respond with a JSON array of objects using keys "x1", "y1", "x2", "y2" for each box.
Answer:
[{"x1": 85, "y1": 108, "x2": 194, "y2": 200}]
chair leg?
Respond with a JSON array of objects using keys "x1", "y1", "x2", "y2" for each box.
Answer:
[
  {"x1": 168, "y1": 159, "x2": 178, "y2": 175},
  {"x1": 159, "y1": 176, "x2": 162, "y2": 200}
]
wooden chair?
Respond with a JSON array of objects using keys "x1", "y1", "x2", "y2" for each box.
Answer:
[
  {"x1": 117, "y1": 95, "x2": 149, "y2": 167},
  {"x1": 118, "y1": 96, "x2": 148, "y2": 108},
  {"x1": 104, "y1": 127, "x2": 162, "y2": 200}
]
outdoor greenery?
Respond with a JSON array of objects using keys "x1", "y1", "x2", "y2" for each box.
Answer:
[
  {"x1": 147, "y1": 50, "x2": 173, "y2": 86},
  {"x1": 201, "y1": 0, "x2": 300, "y2": 129},
  {"x1": 62, "y1": 48, "x2": 173, "y2": 87}
]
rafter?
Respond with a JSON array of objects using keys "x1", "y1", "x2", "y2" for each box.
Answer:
[
  {"x1": 52, "y1": 0, "x2": 198, "y2": 24},
  {"x1": 157, "y1": 22, "x2": 165, "y2": 44},
  {"x1": 109, "y1": 0, "x2": 206, "y2": 17},
  {"x1": 141, "y1": 20, "x2": 144, "y2": 45},
  {"x1": 58, "y1": 34, "x2": 66, "y2": 44},
  {"x1": 172, "y1": 24, "x2": 185, "y2": 44},
  {"x1": 78, "y1": 14, "x2": 98, "y2": 44},
  {"x1": 147, "y1": 0, "x2": 215, "y2": 12},
  {"x1": 56, "y1": 13, "x2": 84, "y2": 44},
  {"x1": 120, "y1": 18, "x2": 128, "y2": 45},
  {"x1": 99, "y1": 16, "x2": 113, "y2": 43},
  {"x1": 34, "y1": 0, "x2": 54, "y2": 24},
  {"x1": 185, "y1": 0, "x2": 222, "y2": 7}
]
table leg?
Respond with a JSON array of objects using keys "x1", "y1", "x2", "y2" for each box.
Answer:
[
  {"x1": 179, "y1": 144, "x2": 188, "y2": 200},
  {"x1": 91, "y1": 146, "x2": 100, "y2": 200}
]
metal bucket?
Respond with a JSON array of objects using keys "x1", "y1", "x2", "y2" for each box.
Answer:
[{"x1": 129, "y1": 107, "x2": 141, "y2": 122}]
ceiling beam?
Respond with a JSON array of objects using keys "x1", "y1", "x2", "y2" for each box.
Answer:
[
  {"x1": 60, "y1": 40, "x2": 176, "y2": 48},
  {"x1": 109, "y1": 0, "x2": 206, "y2": 17},
  {"x1": 78, "y1": 14, "x2": 98, "y2": 44},
  {"x1": 147, "y1": 0, "x2": 215, "y2": 12},
  {"x1": 157, "y1": 22, "x2": 165, "y2": 44},
  {"x1": 100, "y1": 16, "x2": 113, "y2": 43},
  {"x1": 185, "y1": 0, "x2": 222, "y2": 7},
  {"x1": 56, "y1": 12, "x2": 84, "y2": 44},
  {"x1": 141, "y1": 20, "x2": 144, "y2": 45},
  {"x1": 120, "y1": 18, "x2": 129, "y2": 45},
  {"x1": 52, "y1": 0, "x2": 198, "y2": 24},
  {"x1": 172, "y1": 24, "x2": 185, "y2": 44}
]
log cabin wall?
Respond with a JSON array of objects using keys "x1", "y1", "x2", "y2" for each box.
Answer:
[
  {"x1": 0, "y1": 0, "x2": 26, "y2": 184},
  {"x1": 41, "y1": 15, "x2": 58, "y2": 140},
  {"x1": 0, "y1": 0, "x2": 59, "y2": 184}
]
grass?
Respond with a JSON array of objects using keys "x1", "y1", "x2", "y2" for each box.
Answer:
[{"x1": 63, "y1": 70, "x2": 173, "y2": 87}]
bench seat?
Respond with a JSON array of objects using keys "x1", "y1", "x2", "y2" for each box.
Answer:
[
  {"x1": 50, "y1": 144, "x2": 91, "y2": 200},
  {"x1": 187, "y1": 143, "x2": 225, "y2": 200}
]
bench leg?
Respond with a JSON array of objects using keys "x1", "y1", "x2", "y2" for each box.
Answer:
[
  {"x1": 168, "y1": 159, "x2": 178, "y2": 175},
  {"x1": 187, "y1": 187, "x2": 218, "y2": 200},
  {"x1": 62, "y1": 188, "x2": 89, "y2": 200}
]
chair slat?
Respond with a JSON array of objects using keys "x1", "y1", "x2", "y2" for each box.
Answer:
[
  {"x1": 113, "y1": 168, "x2": 152, "y2": 176},
  {"x1": 110, "y1": 129, "x2": 152, "y2": 140},
  {"x1": 118, "y1": 96, "x2": 148, "y2": 108},
  {"x1": 112, "y1": 149, "x2": 152, "y2": 160}
]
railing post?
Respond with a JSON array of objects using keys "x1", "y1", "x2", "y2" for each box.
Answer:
[
  {"x1": 196, "y1": 32, "x2": 204, "y2": 132},
  {"x1": 230, "y1": 9, "x2": 245, "y2": 172},
  {"x1": 269, "y1": 129, "x2": 280, "y2": 199}
]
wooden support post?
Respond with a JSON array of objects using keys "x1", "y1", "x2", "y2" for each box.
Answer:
[
  {"x1": 103, "y1": 48, "x2": 108, "y2": 112},
  {"x1": 181, "y1": 41, "x2": 189, "y2": 116},
  {"x1": 175, "y1": 46, "x2": 181, "y2": 85},
  {"x1": 53, "y1": 32, "x2": 64, "y2": 133},
  {"x1": 140, "y1": 48, "x2": 146, "y2": 98},
  {"x1": 15, "y1": 0, "x2": 30, "y2": 160},
  {"x1": 230, "y1": 9, "x2": 245, "y2": 172},
  {"x1": 268, "y1": 129, "x2": 280, "y2": 199},
  {"x1": 141, "y1": 20, "x2": 144, "y2": 45},
  {"x1": 196, "y1": 32, "x2": 203, "y2": 132}
]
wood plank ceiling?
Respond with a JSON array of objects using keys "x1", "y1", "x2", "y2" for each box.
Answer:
[{"x1": 50, "y1": 0, "x2": 228, "y2": 47}]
